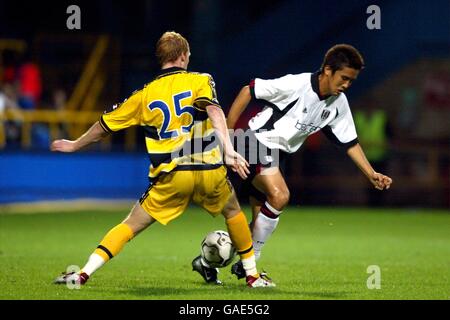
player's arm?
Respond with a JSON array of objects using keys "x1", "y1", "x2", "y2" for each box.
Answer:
[
  {"x1": 206, "y1": 104, "x2": 250, "y2": 179},
  {"x1": 50, "y1": 121, "x2": 109, "y2": 153},
  {"x1": 51, "y1": 89, "x2": 143, "y2": 153},
  {"x1": 227, "y1": 85, "x2": 251, "y2": 129},
  {"x1": 347, "y1": 143, "x2": 393, "y2": 190}
]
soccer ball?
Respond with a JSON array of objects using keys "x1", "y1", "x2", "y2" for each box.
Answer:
[{"x1": 201, "y1": 230, "x2": 237, "y2": 268}]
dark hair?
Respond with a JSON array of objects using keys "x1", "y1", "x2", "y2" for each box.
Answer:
[{"x1": 321, "y1": 44, "x2": 365, "y2": 73}]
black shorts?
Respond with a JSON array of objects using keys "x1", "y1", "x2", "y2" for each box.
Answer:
[{"x1": 231, "y1": 129, "x2": 287, "y2": 203}]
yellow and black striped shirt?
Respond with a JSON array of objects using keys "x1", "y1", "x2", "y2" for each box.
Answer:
[{"x1": 100, "y1": 67, "x2": 223, "y2": 179}]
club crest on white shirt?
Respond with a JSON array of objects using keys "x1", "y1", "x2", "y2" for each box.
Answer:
[{"x1": 321, "y1": 110, "x2": 331, "y2": 120}]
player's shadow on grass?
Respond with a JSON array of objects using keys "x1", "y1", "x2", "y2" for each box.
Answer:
[
  {"x1": 119, "y1": 286, "x2": 230, "y2": 298},
  {"x1": 119, "y1": 282, "x2": 353, "y2": 299}
]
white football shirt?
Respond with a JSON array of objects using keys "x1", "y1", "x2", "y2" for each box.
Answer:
[{"x1": 248, "y1": 71, "x2": 359, "y2": 153}]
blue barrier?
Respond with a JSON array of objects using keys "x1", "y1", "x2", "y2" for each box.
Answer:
[{"x1": 0, "y1": 152, "x2": 150, "y2": 203}]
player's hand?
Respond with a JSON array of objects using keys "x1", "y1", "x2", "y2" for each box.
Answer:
[
  {"x1": 370, "y1": 172, "x2": 393, "y2": 190},
  {"x1": 50, "y1": 139, "x2": 77, "y2": 153},
  {"x1": 224, "y1": 150, "x2": 250, "y2": 180}
]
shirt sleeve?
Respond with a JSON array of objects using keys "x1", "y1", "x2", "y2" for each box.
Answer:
[
  {"x1": 193, "y1": 74, "x2": 221, "y2": 111},
  {"x1": 250, "y1": 74, "x2": 300, "y2": 111},
  {"x1": 100, "y1": 89, "x2": 144, "y2": 133},
  {"x1": 322, "y1": 95, "x2": 359, "y2": 148}
]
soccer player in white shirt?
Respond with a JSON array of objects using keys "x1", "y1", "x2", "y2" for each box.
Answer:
[{"x1": 193, "y1": 44, "x2": 393, "y2": 282}]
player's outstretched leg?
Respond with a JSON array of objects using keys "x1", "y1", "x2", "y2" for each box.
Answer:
[
  {"x1": 53, "y1": 223, "x2": 134, "y2": 286},
  {"x1": 54, "y1": 203, "x2": 153, "y2": 286}
]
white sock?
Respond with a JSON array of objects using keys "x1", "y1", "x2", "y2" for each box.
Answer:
[
  {"x1": 81, "y1": 253, "x2": 106, "y2": 276},
  {"x1": 252, "y1": 202, "x2": 281, "y2": 260},
  {"x1": 241, "y1": 256, "x2": 257, "y2": 277}
]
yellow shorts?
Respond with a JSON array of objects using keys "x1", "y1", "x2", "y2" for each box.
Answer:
[{"x1": 139, "y1": 166, "x2": 232, "y2": 225}]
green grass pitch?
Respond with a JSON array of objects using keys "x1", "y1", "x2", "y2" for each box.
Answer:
[{"x1": 0, "y1": 206, "x2": 449, "y2": 300}]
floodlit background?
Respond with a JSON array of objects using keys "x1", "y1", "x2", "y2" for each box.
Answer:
[
  {"x1": 0, "y1": 0, "x2": 449, "y2": 302},
  {"x1": 0, "y1": 0, "x2": 449, "y2": 208}
]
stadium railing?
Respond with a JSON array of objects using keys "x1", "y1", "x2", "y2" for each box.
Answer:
[{"x1": 0, "y1": 108, "x2": 138, "y2": 151}]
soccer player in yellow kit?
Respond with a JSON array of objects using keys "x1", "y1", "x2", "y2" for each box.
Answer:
[{"x1": 52, "y1": 31, "x2": 274, "y2": 288}]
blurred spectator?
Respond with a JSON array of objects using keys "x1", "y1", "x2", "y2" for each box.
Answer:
[
  {"x1": 0, "y1": 83, "x2": 23, "y2": 148},
  {"x1": 11, "y1": 50, "x2": 49, "y2": 149},
  {"x1": 17, "y1": 52, "x2": 42, "y2": 110},
  {"x1": 354, "y1": 98, "x2": 393, "y2": 207}
]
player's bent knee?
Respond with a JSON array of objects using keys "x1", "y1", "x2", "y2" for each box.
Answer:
[
  {"x1": 222, "y1": 193, "x2": 242, "y2": 219},
  {"x1": 267, "y1": 188, "x2": 290, "y2": 210},
  {"x1": 222, "y1": 205, "x2": 241, "y2": 219}
]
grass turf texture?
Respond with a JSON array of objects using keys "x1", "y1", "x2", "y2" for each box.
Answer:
[{"x1": 0, "y1": 207, "x2": 449, "y2": 300}]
